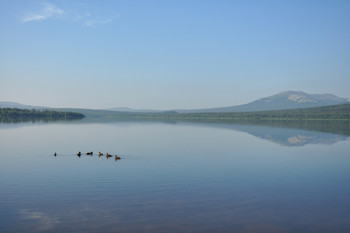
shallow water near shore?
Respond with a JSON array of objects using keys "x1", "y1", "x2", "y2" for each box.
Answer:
[{"x1": 1, "y1": 121, "x2": 350, "y2": 232}]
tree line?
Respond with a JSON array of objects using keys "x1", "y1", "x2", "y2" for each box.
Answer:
[
  {"x1": 102, "y1": 103, "x2": 350, "y2": 121},
  {"x1": 0, "y1": 108, "x2": 85, "y2": 123}
]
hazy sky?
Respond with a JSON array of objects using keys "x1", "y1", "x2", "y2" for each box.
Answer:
[{"x1": 1, "y1": 0, "x2": 349, "y2": 109}]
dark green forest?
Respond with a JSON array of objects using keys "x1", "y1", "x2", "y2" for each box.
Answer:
[
  {"x1": 167, "y1": 103, "x2": 350, "y2": 121},
  {"x1": 1, "y1": 104, "x2": 350, "y2": 135},
  {"x1": 85, "y1": 103, "x2": 350, "y2": 121},
  {"x1": 0, "y1": 108, "x2": 85, "y2": 123},
  {"x1": 3, "y1": 104, "x2": 350, "y2": 122},
  {"x1": 53, "y1": 104, "x2": 350, "y2": 135}
]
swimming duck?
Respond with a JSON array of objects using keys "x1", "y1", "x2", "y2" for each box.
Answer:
[
  {"x1": 77, "y1": 152, "x2": 81, "y2": 156},
  {"x1": 86, "y1": 152, "x2": 93, "y2": 155},
  {"x1": 54, "y1": 152, "x2": 57, "y2": 157},
  {"x1": 98, "y1": 152, "x2": 103, "y2": 156},
  {"x1": 106, "y1": 153, "x2": 112, "y2": 158},
  {"x1": 115, "y1": 155, "x2": 121, "y2": 160}
]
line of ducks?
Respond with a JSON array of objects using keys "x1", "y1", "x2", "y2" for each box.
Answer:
[{"x1": 54, "y1": 152, "x2": 121, "y2": 160}]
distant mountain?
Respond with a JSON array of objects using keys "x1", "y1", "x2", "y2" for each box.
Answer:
[
  {"x1": 106, "y1": 107, "x2": 162, "y2": 113},
  {"x1": 0, "y1": 102, "x2": 48, "y2": 109},
  {"x1": 2, "y1": 91, "x2": 349, "y2": 114},
  {"x1": 175, "y1": 91, "x2": 350, "y2": 113}
]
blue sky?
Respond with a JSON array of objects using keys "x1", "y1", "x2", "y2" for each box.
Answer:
[{"x1": 0, "y1": 0, "x2": 349, "y2": 109}]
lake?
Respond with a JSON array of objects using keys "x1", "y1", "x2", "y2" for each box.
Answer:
[{"x1": 1, "y1": 120, "x2": 350, "y2": 232}]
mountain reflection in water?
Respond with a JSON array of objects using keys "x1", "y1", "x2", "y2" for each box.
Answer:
[
  {"x1": 218, "y1": 124, "x2": 350, "y2": 146},
  {"x1": 1, "y1": 118, "x2": 349, "y2": 147},
  {"x1": 1, "y1": 120, "x2": 350, "y2": 232}
]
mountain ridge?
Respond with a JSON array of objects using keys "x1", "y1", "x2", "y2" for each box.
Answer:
[
  {"x1": 174, "y1": 91, "x2": 350, "y2": 113},
  {"x1": 1, "y1": 91, "x2": 349, "y2": 113},
  {"x1": 106, "y1": 107, "x2": 162, "y2": 113},
  {"x1": 0, "y1": 101, "x2": 48, "y2": 109}
]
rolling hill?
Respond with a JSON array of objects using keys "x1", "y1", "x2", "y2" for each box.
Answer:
[
  {"x1": 175, "y1": 91, "x2": 350, "y2": 113},
  {"x1": 0, "y1": 101, "x2": 48, "y2": 109},
  {"x1": 2, "y1": 91, "x2": 349, "y2": 114}
]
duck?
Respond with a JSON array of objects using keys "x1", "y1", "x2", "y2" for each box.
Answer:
[
  {"x1": 98, "y1": 152, "x2": 103, "y2": 157},
  {"x1": 115, "y1": 155, "x2": 121, "y2": 160},
  {"x1": 54, "y1": 152, "x2": 57, "y2": 157},
  {"x1": 106, "y1": 153, "x2": 112, "y2": 158},
  {"x1": 77, "y1": 152, "x2": 81, "y2": 156},
  {"x1": 86, "y1": 152, "x2": 93, "y2": 155}
]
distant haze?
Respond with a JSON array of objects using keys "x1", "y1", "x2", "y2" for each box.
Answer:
[
  {"x1": 105, "y1": 91, "x2": 350, "y2": 113},
  {"x1": 2, "y1": 91, "x2": 349, "y2": 113},
  {"x1": 1, "y1": 1, "x2": 350, "y2": 109},
  {"x1": 174, "y1": 91, "x2": 350, "y2": 113}
]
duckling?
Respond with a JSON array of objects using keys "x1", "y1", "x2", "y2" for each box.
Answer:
[
  {"x1": 54, "y1": 152, "x2": 57, "y2": 157},
  {"x1": 106, "y1": 153, "x2": 112, "y2": 158},
  {"x1": 77, "y1": 152, "x2": 81, "y2": 156},
  {"x1": 98, "y1": 152, "x2": 103, "y2": 156},
  {"x1": 86, "y1": 152, "x2": 93, "y2": 155},
  {"x1": 115, "y1": 155, "x2": 121, "y2": 160}
]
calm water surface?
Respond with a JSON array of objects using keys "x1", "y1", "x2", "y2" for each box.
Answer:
[{"x1": 1, "y1": 121, "x2": 350, "y2": 232}]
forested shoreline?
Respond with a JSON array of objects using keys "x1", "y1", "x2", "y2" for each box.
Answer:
[
  {"x1": 0, "y1": 108, "x2": 85, "y2": 123},
  {"x1": 82, "y1": 103, "x2": 350, "y2": 121},
  {"x1": 2, "y1": 104, "x2": 350, "y2": 124}
]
